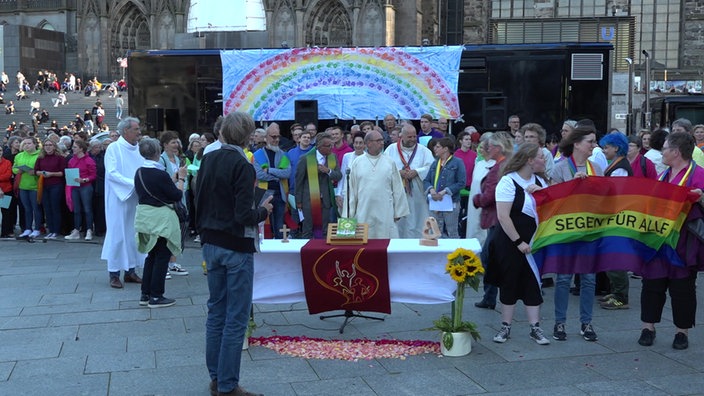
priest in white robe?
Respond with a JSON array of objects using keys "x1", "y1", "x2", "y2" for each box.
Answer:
[
  {"x1": 384, "y1": 124, "x2": 434, "y2": 238},
  {"x1": 344, "y1": 131, "x2": 409, "y2": 238},
  {"x1": 101, "y1": 117, "x2": 147, "y2": 289}
]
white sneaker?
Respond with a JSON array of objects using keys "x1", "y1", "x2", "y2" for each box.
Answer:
[
  {"x1": 165, "y1": 271, "x2": 172, "y2": 280},
  {"x1": 168, "y1": 263, "x2": 189, "y2": 276},
  {"x1": 29, "y1": 230, "x2": 40, "y2": 238},
  {"x1": 194, "y1": 235, "x2": 200, "y2": 243},
  {"x1": 64, "y1": 229, "x2": 81, "y2": 240},
  {"x1": 85, "y1": 230, "x2": 93, "y2": 241},
  {"x1": 45, "y1": 233, "x2": 57, "y2": 240},
  {"x1": 19, "y1": 229, "x2": 31, "y2": 238}
]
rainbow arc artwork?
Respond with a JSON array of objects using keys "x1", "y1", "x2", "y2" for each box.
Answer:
[{"x1": 220, "y1": 46, "x2": 462, "y2": 121}]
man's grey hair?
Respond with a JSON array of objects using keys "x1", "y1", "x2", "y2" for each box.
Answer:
[
  {"x1": 220, "y1": 112, "x2": 255, "y2": 146},
  {"x1": 139, "y1": 137, "x2": 162, "y2": 160},
  {"x1": 672, "y1": 118, "x2": 692, "y2": 133},
  {"x1": 116, "y1": 116, "x2": 139, "y2": 136},
  {"x1": 316, "y1": 132, "x2": 332, "y2": 144},
  {"x1": 58, "y1": 135, "x2": 72, "y2": 152}
]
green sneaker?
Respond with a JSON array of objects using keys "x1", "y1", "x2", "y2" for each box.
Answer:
[{"x1": 600, "y1": 298, "x2": 629, "y2": 310}]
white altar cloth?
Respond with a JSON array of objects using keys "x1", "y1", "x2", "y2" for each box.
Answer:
[{"x1": 253, "y1": 238, "x2": 481, "y2": 305}]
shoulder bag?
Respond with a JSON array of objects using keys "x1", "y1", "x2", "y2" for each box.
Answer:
[{"x1": 137, "y1": 168, "x2": 188, "y2": 223}]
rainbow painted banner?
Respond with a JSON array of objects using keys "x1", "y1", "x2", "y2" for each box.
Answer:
[
  {"x1": 531, "y1": 176, "x2": 699, "y2": 275},
  {"x1": 220, "y1": 46, "x2": 462, "y2": 121}
]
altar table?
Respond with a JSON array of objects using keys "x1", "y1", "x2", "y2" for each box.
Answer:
[{"x1": 253, "y1": 238, "x2": 481, "y2": 305}]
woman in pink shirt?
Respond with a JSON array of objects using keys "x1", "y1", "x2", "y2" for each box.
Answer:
[{"x1": 66, "y1": 140, "x2": 97, "y2": 241}]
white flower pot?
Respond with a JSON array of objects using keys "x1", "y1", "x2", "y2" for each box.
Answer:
[{"x1": 440, "y1": 331, "x2": 472, "y2": 356}]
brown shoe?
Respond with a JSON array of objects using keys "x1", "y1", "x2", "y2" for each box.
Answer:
[
  {"x1": 218, "y1": 386, "x2": 263, "y2": 396},
  {"x1": 110, "y1": 277, "x2": 123, "y2": 289},
  {"x1": 209, "y1": 380, "x2": 217, "y2": 396},
  {"x1": 124, "y1": 272, "x2": 142, "y2": 284}
]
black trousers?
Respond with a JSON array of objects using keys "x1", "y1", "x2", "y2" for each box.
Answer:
[
  {"x1": 93, "y1": 193, "x2": 106, "y2": 235},
  {"x1": 141, "y1": 237, "x2": 171, "y2": 298},
  {"x1": 640, "y1": 273, "x2": 697, "y2": 329},
  {"x1": 1, "y1": 194, "x2": 18, "y2": 235}
]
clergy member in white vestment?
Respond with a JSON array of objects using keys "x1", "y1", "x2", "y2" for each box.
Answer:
[
  {"x1": 384, "y1": 124, "x2": 434, "y2": 238},
  {"x1": 344, "y1": 130, "x2": 410, "y2": 238},
  {"x1": 101, "y1": 117, "x2": 147, "y2": 289}
]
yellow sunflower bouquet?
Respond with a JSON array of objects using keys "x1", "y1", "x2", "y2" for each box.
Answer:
[{"x1": 433, "y1": 247, "x2": 484, "y2": 343}]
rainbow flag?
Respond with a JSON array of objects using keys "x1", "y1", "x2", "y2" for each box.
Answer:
[{"x1": 531, "y1": 176, "x2": 699, "y2": 275}]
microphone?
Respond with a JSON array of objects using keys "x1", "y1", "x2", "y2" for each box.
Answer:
[{"x1": 345, "y1": 167, "x2": 352, "y2": 218}]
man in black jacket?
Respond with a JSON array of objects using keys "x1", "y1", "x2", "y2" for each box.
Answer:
[{"x1": 195, "y1": 111, "x2": 272, "y2": 396}]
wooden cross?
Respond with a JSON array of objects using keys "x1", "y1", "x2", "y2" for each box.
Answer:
[{"x1": 279, "y1": 224, "x2": 290, "y2": 243}]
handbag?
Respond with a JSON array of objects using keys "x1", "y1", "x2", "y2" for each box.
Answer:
[
  {"x1": 686, "y1": 218, "x2": 704, "y2": 243},
  {"x1": 137, "y1": 169, "x2": 187, "y2": 223}
]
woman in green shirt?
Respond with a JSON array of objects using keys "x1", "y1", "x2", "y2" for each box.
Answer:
[{"x1": 12, "y1": 137, "x2": 42, "y2": 238}]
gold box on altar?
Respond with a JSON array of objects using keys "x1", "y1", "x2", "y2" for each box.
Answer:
[{"x1": 326, "y1": 223, "x2": 369, "y2": 245}]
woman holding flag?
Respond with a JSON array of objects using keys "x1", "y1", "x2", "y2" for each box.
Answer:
[
  {"x1": 549, "y1": 124, "x2": 604, "y2": 342},
  {"x1": 639, "y1": 132, "x2": 704, "y2": 350},
  {"x1": 488, "y1": 143, "x2": 550, "y2": 345}
]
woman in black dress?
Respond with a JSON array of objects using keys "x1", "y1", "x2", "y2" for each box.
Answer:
[{"x1": 488, "y1": 143, "x2": 550, "y2": 345}]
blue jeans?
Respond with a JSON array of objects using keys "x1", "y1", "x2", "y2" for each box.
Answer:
[
  {"x1": 555, "y1": 273, "x2": 595, "y2": 325},
  {"x1": 42, "y1": 184, "x2": 63, "y2": 234},
  {"x1": 71, "y1": 184, "x2": 94, "y2": 231},
  {"x1": 19, "y1": 189, "x2": 41, "y2": 230},
  {"x1": 203, "y1": 243, "x2": 253, "y2": 393}
]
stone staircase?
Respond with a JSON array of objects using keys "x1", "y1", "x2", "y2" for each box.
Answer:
[{"x1": 0, "y1": 90, "x2": 127, "y2": 136}]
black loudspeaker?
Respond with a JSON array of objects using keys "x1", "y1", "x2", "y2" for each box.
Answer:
[
  {"x1": 164, "y1": 109, "x2": 181, "y2": 132},
  {"x1": 146, "y1": 108, "x2": 164, "y2": 131},
  {"x1": 295, "y1": 100, "x2": 318, "y2": 125},
  {"x1": 482, "y1": 97, "x2": 507, "y2": 130}
]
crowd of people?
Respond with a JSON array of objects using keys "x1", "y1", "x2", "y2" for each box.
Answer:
[
  {"x1": 233, "y1": 113, "x2": 704, "y2": 353},
  {"x1": 2, "y1": 105, "x2": 704, "y2": 395}
]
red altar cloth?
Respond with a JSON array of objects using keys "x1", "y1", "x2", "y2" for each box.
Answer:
[{"x1": 300, "y1": 239, "x2": 391, "y2": 315}]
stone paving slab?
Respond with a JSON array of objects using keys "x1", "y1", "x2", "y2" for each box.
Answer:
[
  {"x1": 484, "y1": 386, "x2": 588, "y2": 396},
  {"x1": 108, "y1": 365, "x2": 208, "y2": 396},
  {"x1": 461, "y1": 358, "x2": 610, "y2": 393},
  {"x1": 644, "y1": 373, "x2": 704, "y2": 395},
  {"x1": 573, "y1": 350, "x2": 698, "y2": 380},
  {"x1": 0, "y1": 373, "x2": 109, "y2": 396},
  {"x1": 59, "y1": 336, "x2": 128, "y2": 358},
  {"x1": 291, "y1": 377, "x2": 378, "y2": 395},
  {"x1": 9, "y1": 355, "x2": 88, "y2": 379},
  {"x1": 362, "y1": 368, "x2": 485, "y2": 395},
  {"x1": 574, "y1": 379, "x2": 671, "y2": 396},
  {"x1": 0, "y1": 341, "x2": 63, "y2": 362},
  {"x1": 0, "y1": 313, "x2": 50, "y2": 329},
  {"x1": 0, "y1": 361, "x2": 14, "y2": 382},
  {"x1": 85, "y1": 350, "x2": 155, "y2": 373},
  {"x1": 305, "y1": 358, "x2": 389, "y2": 380}
]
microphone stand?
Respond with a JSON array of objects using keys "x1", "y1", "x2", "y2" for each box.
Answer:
[{"x1": 345, "y1": 168, "x2": 351, "y2": 217}]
